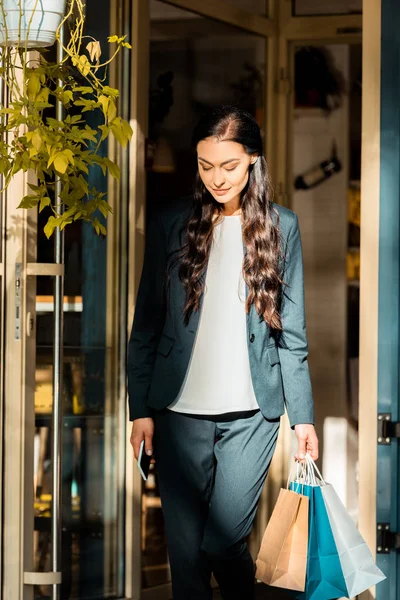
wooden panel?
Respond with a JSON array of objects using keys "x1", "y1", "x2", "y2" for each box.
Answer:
[{"x1": 358, "y1": 0, "x2": 381, "y2": 598}]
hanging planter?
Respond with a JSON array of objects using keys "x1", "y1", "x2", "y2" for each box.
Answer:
[
  {"x1": 0, "y1": 0, "x2": 66, "y2": 48},
  {"x1": 0, "y1": 0, "x2": 133, "y2": 237}
]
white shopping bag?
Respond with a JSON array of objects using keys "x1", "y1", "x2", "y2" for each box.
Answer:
[{"x1": 319, "y1": 475, "x2": 386, "y2": 597}]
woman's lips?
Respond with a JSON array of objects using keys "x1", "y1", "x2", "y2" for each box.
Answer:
[{"x1": 212, "y1": 188, "x2": 231, "y2": 196}]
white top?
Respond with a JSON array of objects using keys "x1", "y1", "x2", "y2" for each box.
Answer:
[{"x1": 168, "y1": 215, "x2": 259, "y2": 415}]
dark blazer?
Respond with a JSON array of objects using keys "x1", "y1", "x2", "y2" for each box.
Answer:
[{"x1": 127, "y1": 198, "x2": 314, "y2": 428}]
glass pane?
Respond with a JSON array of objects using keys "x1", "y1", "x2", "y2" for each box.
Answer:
[
  {"x1": 32, "y1": 4, "x2": 125, "y2": 598},
  {"x1": 34, "y1": 220, "x2": 124, "y2": 600},
  {"x1": 144, "y1": 1, "x2": 267, "y2": 590},
  {"x1": 293, "y1": 0, "x2": 362, "y2": 16}
]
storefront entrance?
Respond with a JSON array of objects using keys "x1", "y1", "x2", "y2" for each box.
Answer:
[{"x1": 0, "y1": 1, "x2": 398, "y2": 600}]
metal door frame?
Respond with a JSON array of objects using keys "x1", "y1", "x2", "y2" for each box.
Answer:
[{"x1": 0, "y1": 9, "x2": 127, "y2": 600}]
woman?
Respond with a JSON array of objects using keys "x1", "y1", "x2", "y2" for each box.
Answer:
[{"x1": 128, "y1": 106, "x2": 318, "y2": 600}]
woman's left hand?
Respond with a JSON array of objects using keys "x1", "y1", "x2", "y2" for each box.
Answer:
[{"x1": 294, "y1": 424, "x2": 319, "y2": 461}]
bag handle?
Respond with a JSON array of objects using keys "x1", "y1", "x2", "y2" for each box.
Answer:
[
  {"x1": 305, "y1": 453, "x2": 326, "y2": 485},
  {"x1": 286, "y1": 458, "x2": 306, "y2": 493}
]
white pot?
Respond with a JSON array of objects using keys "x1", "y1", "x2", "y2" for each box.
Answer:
[{"x1": 0, "y1": 0, "x2": 67, "y2": 47}]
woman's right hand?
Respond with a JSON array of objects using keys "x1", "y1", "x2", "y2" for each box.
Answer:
[{"x1": 130, "y1": 418, "x2": 155, "y2": 461}]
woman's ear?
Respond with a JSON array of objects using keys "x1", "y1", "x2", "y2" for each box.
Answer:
[{"x1": 250, "y1": 155, "x2": 258, "y2": 164}]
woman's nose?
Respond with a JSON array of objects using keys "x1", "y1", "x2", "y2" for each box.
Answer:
[{"x1": 212, "y1": 170, "x2": 225, "y2": 188}]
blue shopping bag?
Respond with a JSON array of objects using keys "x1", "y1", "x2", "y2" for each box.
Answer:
[{"x1": 290, "y1": 482, "x2": 348, "y2": 600}]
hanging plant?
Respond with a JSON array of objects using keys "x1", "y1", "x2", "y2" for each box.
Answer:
[{"x1": 0, "y1": 0, "x2": 133, "y2": 237}]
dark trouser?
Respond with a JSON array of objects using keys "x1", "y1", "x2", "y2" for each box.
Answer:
[{"x1": 154, "y1": 409, "x2": 280, "y2": 600}]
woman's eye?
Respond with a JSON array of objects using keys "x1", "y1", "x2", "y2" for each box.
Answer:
[
  {"x1": 201, "y1": 166, "x2": 212, "y2": 172},
  {"x1": 225, "y1": 166, "x2": 237, "y2": 172}
]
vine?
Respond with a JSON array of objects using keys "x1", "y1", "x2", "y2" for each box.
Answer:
[{"x1": 0, "y1": 0, "x2": 132, "y2": 237}]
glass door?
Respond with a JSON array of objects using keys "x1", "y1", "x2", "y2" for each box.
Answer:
[{"x1": 1, "y1": 1, "x2": 127, "y2": 599}]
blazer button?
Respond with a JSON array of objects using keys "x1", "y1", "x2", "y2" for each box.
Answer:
[{"x1": 249, "y1": 333, "x2": 255, "y2": 343}]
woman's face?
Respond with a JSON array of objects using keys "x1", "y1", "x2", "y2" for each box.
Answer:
[{"x1": 196, "y1": 137, "x2": 257, "y2": 210}]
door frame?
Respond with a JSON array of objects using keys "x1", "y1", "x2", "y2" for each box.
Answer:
[{"x1": 125, "y1": 1, "x2": 373, "y2": 599}]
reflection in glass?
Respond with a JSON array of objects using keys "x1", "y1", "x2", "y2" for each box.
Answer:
[{"x1": 144, "y1": 1, "x2": 267, "y2": 590}]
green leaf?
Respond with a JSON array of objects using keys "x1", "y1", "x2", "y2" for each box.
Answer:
[
  {"x1": 102, "y1": 86, "x2": 119, "y2": 98},
  {"x1": 47, "y1": 117, "x2": 64, "y2": 130},
  {"x1": 98, "y1": 94, "x2": 110, "y2": 117},
  {"x1": 44, "y1": 216, "x2": 62, "y2": 239},
  {"x1": 63, "y1": 149, "x2": 75, "y2": 165},
  {"x1": 72, "y1": 55, "x2": 91, "y2": 77},
  {"x1": 82, "y1": 125, "x2": 98, "y2": 143},
  {"x1": 108, "y1": 99, "x2": 117, "y2": 123},
  {"x1": 98, "y1": 199, "x2": 112, "y2": 219},
  {"x1": 27, "y1": 72, "x2": 41, "y2": 101},
  {"x1": 60, "y1": 218, "x2": 74, "y2": 230},
  {"x1": 60, "y1": 90, "x2": 73, "y2": 105},
  {"x1": 27, "y1": 183, "x2": 42, "y2": 193},
  {"x1": 108, "y1": 35, "x2": 119, "y2": 43},
  {"x1": 53, "y1": 152, "x2": 70, "y2": 175},
  {"x1": 67, "y1": 115, "x2": 85, "y2": 125},
  {"x1": 32, "y1": 101, "x2": 53, "y2": 110},
  {"x1": 39, "y1": 196, "x2": 51, "y2": 212},
  {"x1": 122, "y1": 118, "x2": 133, "y2": 140},
  {"x1": 91, "y1": 155, "x2": 107, "y2": 176},
  {"x1": 73, "y1": 86, "x2": 94, "y2": 95},
  {"x1": 18, "y1": 194, "x2": 39, "y2": 209},
  {"x1": 92, "y1": 217, "x2": 107, "y2": 236},
  {"x1": 36, "y1": 87, "x2": 50, "y2": 104},
  {"x1": 104, "y1": 157, "x2": 120, "y2": 179},
  {"x1": 110, "y1": 118, "x2": 127, "y2": 147},
  {"x1": 74, "y1": 98, "x2": 97, "y2": 112},
  {"x1": 99, "y1": 124, "x2": 109, "y2": 142},
  {"x1": 32, "y1": 130, "x2": 42, "y2": 152}
]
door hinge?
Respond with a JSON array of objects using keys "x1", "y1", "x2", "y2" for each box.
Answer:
[
  {"x1": 378, "y1": 413, "x2": 400, "y2": 444},
  {"x1": 377, "y1": 523, "x2": 400, "y2": 553}
]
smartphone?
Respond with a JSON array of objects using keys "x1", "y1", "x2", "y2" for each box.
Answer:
[{"x1": 137, "y1": 439, "x2": 151, "y2": 481}]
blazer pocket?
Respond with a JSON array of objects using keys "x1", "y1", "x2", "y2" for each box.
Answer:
[
  {"x1": 157, "y1": 334, "x2": 175, "y2": 357},
  {"x1": 267, "y1": 344, "x2": 280, "y2": 366}
]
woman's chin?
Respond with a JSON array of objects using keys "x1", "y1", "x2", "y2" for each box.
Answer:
[{"x1": 210, "y1": 193, "x2": 233, "y2": 205}]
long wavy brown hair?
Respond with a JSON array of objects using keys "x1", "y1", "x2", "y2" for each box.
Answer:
[{"x1": 178, "y1": 106, "x2": 283, "y2": 330}]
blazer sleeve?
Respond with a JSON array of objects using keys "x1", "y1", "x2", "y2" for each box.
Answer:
[
  {"x1": 277, "y1": 214, "x2": 315, "y2": 428},
  {"x1": 127, "y1": 212, "x2": 167, "y2": 420}
]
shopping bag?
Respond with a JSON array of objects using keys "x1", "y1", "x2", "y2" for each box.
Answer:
[
  {"x1": 255, "y1": 487, "x2": 309, "y2": 591},
  {"x1": 321, "y1": 482, "x2": 386, "y2": 597},
  {"x1": 291, "y1": 470, "x2": 348, "y2": 600}
]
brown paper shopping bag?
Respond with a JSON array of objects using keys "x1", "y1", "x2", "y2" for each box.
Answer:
[{"x1": 255, "y1": 488, "x2": 309, "y2": 592}]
